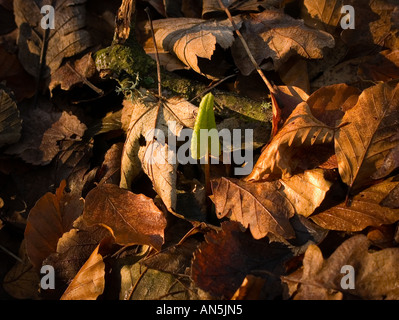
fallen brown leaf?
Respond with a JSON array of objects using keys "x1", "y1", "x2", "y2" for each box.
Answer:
[
  {"x1": 2, "y1": 241, "x2": 40, "y2": 300},
  {"x1": 5, "y1": 100, "x2": 87, "y2": 166},
  {"x1": 246, "y1": 102, "x2": 335, "y2": 181},
  {"x1": 0, "y1": 88, "x2": 21, "y2": 148},
  {"x1": 280, "y1": 169, "x2": 333, "y2": 218},
  {"x1": 83, "y1": 184, "x2": 167, "y2": 251},
  {"x1": 335, "y1": 82, "x2": 399, "y2": 190},
  {"x1": 191, "y1": 221, "x2": 293, "y2": 299},
  {"x1": 231, "y1": 10, "x2": 335, "y2": 75},
  {"x1": 60, "y1": 237, "x2": 113, "y2": 300},
  {"x1": 120, "y1": 94, "x2": 197, "y2": 211},
  {"x1": 306, "y1": 83, "x2": 360, "y2": 127},
  {"x1": 311, "y1": 176, "x2": 399, "y2": 232},
  {"x1": 211, "y1": 177, "x2": 295, "y2": 240},
  {"x1": 301, "y1": 0, "x2": 344, "y2": 35},
  {"x1": 14, "y1": 0, "x2": 92, "y2": 77},
  {"x1": 283, "y1": 234, "x2": 399, "y2": 300},
  {"x1": 152, "y1": 17, "x2": 240, "y2": 78},
  {"x1": 24, "y1": 180, "x2": 83, "y2": 270}
]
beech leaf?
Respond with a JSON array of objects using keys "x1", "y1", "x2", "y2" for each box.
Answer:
[
  {"x1": 311, "y1": 176, "x2": 399, "y2": 232},
  {"x1": 232, "y1": 10, "x2": 335, "y2": 76},
  {"x1": 60, "y1": 237, "x2": 113, "y2": 300},
  {"x1": 280, "y1": 169, "x2": 333, "y2": 217},
  {"x1": 82, "y1": 184, "x2": 167, "y2": 251},
  {"x1": 24, "y1": 180, "x2": 83, "y2": 270},
  {"x1": 246, "y1": 102, "x2": 335, "y2": 181},
  {"x1": 301, "y1": 0, "x2": 344, "y2": 35},
  {"x1": 14, "y1": 0, "x2": 92, "y2": 77},
  {"x1": 0, "y1": 88, "x2": 21, "y2": 148},
  {"x1": 211, "y1": 177, "x2": 295, "y2": 240},
  {"x1": 334, "y1": 82, "x2": 399, "y2": 190}
]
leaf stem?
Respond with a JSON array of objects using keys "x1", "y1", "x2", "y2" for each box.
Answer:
[
  {"x1": 144, "y1": 7, "x2": 162, "y2": 97},
  {"x1": 217, "y1": 0, "x2": 276, "y2": 95}
]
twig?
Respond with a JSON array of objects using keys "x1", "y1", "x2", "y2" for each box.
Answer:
[
  {"x1": 33, "y1": 27, "x2": 50, "y2": 108},
  {"x1": 0, "y1": 244, "x2": 22, "y2": 263},
  {"x1": 66, "y1": 62, "x2": 104, "y2": 96},
  {"x1": 217, "y1": 0, "x2": 276, "y2": 95},
  {"x1": 189, "y1": 73, "x2": 236, "y2": 103},
  {"x1": 144, "y1": 7, "x2": 162, "y2": 97},
  {"x1": 126, "y1": 266, "x2": 148, "y2": 300}
]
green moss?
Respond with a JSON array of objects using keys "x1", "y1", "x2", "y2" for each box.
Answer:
[
  {"x1": 94, "y1": 43, "x2": 157, "y2": 83},
  {"x1": 161, "y1": 74, "x2": 201, "y2": 98},
  {"x1": 94, "y1": 43, "x2": 272, "y2": 125},
  {"x1": 214, "y1": 93, "x2": 272, "y2": 123}
]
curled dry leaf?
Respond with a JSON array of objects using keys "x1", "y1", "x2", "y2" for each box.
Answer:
[
  {"x1": 270, "y1": 85, "x2": 309, "y2": 138},
  {"x1": 99, "y1": 142, "x2": 123, "y2": 185},
  {"x1": 14, "y1": 0, "x2": 92, "y2": 77},
  {"x1": 152, "y1": 17, "x2": 240, "y2": 78},
  {"x1": 334, "y1": 82, "x2": 399, "y2": 190},
  {"x1": 246, "y1": 102, "x2": 335, "y2": 181},
  {"x1": 83, "y1": 184, "x2": 167, "y2": 251},
  {"x1": 120, "y1": 94, "x2": 197, "y2": 211},
  {"x1": 140, "y1": 139, "x2": 177, "y2": 211},
  {"x1": 283, "y1": 235, "x2": 399, "y2": 300},
  {"x1": 0, "y1": 88, "x2": 21, "y2": 148},
  {"x1": 211, "y1": 177, "x2": 295, "y2": 240},
  {"x1": 232, "y1": 10, "x2": 335, "y2": 76},
  {"x1": 311, "y1": 176, "x2": 399, "y2": 232}
]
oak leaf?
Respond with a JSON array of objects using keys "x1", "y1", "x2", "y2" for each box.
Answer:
[{"x1": 283, "y1": 235, "x2": 399, "y2": 300}]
